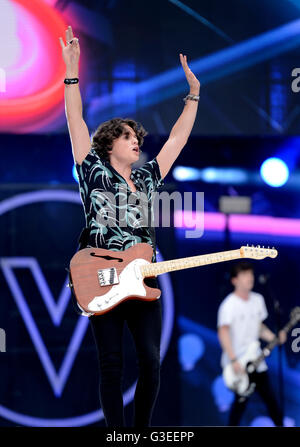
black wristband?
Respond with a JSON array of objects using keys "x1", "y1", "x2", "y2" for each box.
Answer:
[{"x1": 64, "y1": 78, "x2": 79, "y2": 85}]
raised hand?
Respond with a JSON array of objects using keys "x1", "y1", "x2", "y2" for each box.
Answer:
[
  {"x1": 59, "y1": 25, "x2": 80, "y2": 74},
  {"x1": 179, "y1": 53, "x2": 200, "y2": 95}
]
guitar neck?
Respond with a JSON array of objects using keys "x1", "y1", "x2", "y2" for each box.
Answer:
[
  {"x1": 252, "y1": 340, "x2": 279, "y2": 370},
  {"x1": 252, "y1": 318, "x2": 296, "y2": 369},
  {"x1": 141, "y1": 248, "x2": 242, "y2": 277}
]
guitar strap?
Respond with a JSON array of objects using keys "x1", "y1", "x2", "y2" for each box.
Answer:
[
  {"x1": 137, "y1": 178, "x2": 157, "y2": 261},
  {"x1": 67, "y1": 227, "x2": 91, "y2": 315},
  {"x1": 77, "y1": 226, "x2": 91, "y2": 251}
]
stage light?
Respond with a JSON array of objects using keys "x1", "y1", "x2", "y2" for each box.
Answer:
[
  {"x1": 0, "y1": 0, "x2": 67, "y2": 132},
  {"x1": 178, "y1": 333, "x2": 205, "y2": 371},
  {"x1": 260, "y1": 157, "x2": 289, "y2": 187},
  {"x1": 173, "y1": 166, "x2": 249, "y2": 184},
  {"x1": 72, "y1": 165, "x2": 79, "y2": 183},
  {"x1": 202, "y1": 167, "x2": 248, "y2": 184},
  {"x1": 172, "y1": 166, "x2": 201, "y2": 181}
]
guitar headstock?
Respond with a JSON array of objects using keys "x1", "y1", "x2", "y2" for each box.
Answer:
[
  {"x1": 290, "y1": 307, "x2": 300, "y2": 326},
  {"x1": 240, "y1": 245, "x2": 278, "y2": 260}
]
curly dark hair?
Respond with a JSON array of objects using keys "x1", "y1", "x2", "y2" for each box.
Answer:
[{"x1": 91, "y1": 117, "x2": 148, "y2": 161}]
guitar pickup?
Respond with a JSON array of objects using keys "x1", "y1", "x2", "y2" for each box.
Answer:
[{"x1": 97, "y1": 268, "x2": 119, "y2": 286}]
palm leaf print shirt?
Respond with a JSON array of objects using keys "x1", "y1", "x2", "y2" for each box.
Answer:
[{"x1": 76, "y1": 148, "x2": 164, "y2": 262}]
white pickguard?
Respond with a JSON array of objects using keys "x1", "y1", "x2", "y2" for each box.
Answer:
[
  {"x1": 222, "y1": 341, "x2": 260, "y2": 396},
  {"x1": 87, "y1": 258, "x2": 160, "y2": 312}
]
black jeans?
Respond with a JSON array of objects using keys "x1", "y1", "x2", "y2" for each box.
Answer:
[
  {"x1": 89, "y1": 297, "x2": 162, "y2": 427},
  {"x1": 228, "y1": 370, "x2": 283, "y2": 426}
]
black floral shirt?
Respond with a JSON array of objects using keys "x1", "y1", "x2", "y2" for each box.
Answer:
[{"x1": 75, "y1": 148, "x2": 164, "y2": 262}]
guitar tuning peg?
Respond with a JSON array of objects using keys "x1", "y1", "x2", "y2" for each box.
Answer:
[
  {"x1": 257, "y1": 245, "x2": 260, "y2": 248},
  {"x1": 262, "y1": 245, "x2": 264, "y2": 248}
]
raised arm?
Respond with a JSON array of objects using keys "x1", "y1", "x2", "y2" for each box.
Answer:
[
  {"x1": 59, "y1": 26, "x2": 91, "y2": 165},
  {"x1": 156, "y1": 54, "x2": 200, "y2": 179}
]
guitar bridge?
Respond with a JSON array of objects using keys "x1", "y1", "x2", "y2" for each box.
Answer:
[{"x1": 97, "y1": 267, "x2": 119, "y2": 286}]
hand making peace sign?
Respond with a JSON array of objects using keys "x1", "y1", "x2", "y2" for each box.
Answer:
[{"x1": 59, "y1": 25, "x2": 80, "y2": 69}]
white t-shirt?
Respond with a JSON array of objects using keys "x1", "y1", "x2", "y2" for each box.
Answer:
[{"x1": 217, "y1": 291, "x2": 268, "y2": 372}]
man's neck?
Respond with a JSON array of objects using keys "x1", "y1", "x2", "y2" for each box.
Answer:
[
  {"x1": 109, "y1": 159, "x2": 132, "y2": 182},
  {"x1": 234, "y1": 289, "x2": 250, "y2": 301}
]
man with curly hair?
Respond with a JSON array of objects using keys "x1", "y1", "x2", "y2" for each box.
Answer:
[{"x1": 59, "y1": 25, "x2": 200, "y2": 427}]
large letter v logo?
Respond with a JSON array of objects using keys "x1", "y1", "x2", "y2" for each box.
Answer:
[{"x1": 0, "y1": 257, "x2": 90, "y2": 397}]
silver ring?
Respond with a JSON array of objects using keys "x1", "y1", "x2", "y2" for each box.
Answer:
[{"x1": 67, "y1": 38, "x2": 78, "y2": 45}]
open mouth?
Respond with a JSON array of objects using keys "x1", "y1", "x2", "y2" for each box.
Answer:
[{"x1": 132, "y1": 147, "x2": 139, "y2": 153}]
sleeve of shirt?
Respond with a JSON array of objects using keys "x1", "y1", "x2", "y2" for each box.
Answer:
[
  {"x1": 136, "y1": 157, "x2": 164, "y2": 193},
  {"x1": 75, "y1": 148, "x2": 113, "y2": 192},
  {"x1": 259, "y1": 294, "x2": 268, "y2": 322},
  {"x1": 217, "y1": 300, "x2": 233, "y2": 328}
]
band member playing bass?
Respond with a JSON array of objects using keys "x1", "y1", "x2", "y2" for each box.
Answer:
[
  {"x1": 59, "y1": 26, "x2": 200, "y2": 427},
  {"x1": 217, "y1": 261, "x2": 286, "y2": 426}
]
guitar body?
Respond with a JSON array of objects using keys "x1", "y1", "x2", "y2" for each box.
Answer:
[
  {"x1": 69, "y1": 242, "x2": 161, "y2": 316},
  {"x1": 222, "y1": 307, "x2": 300, "y2": 397},
  {"x1": 222, "y1": 341, "x2": 260, "y2": 396}
]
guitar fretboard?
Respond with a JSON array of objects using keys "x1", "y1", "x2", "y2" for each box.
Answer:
[
  {"x1": 252, "y1": 312, "x2": 300, "y2": 370},
  {"x1": 141, "y1": 249, "x2": 242, "y2": 277}
]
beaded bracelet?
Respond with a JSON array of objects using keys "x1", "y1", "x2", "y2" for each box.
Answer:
[{"x1": 183, "y1": 94, "x2": 200, "y2": 104}]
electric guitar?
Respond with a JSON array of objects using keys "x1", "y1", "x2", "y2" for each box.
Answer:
[
  {"x1": 223, "y1": 306, "x2": 300, "y2": 397},
  {"x1": 69, "y1": 243, "x2": 277, "y2": 316}
]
